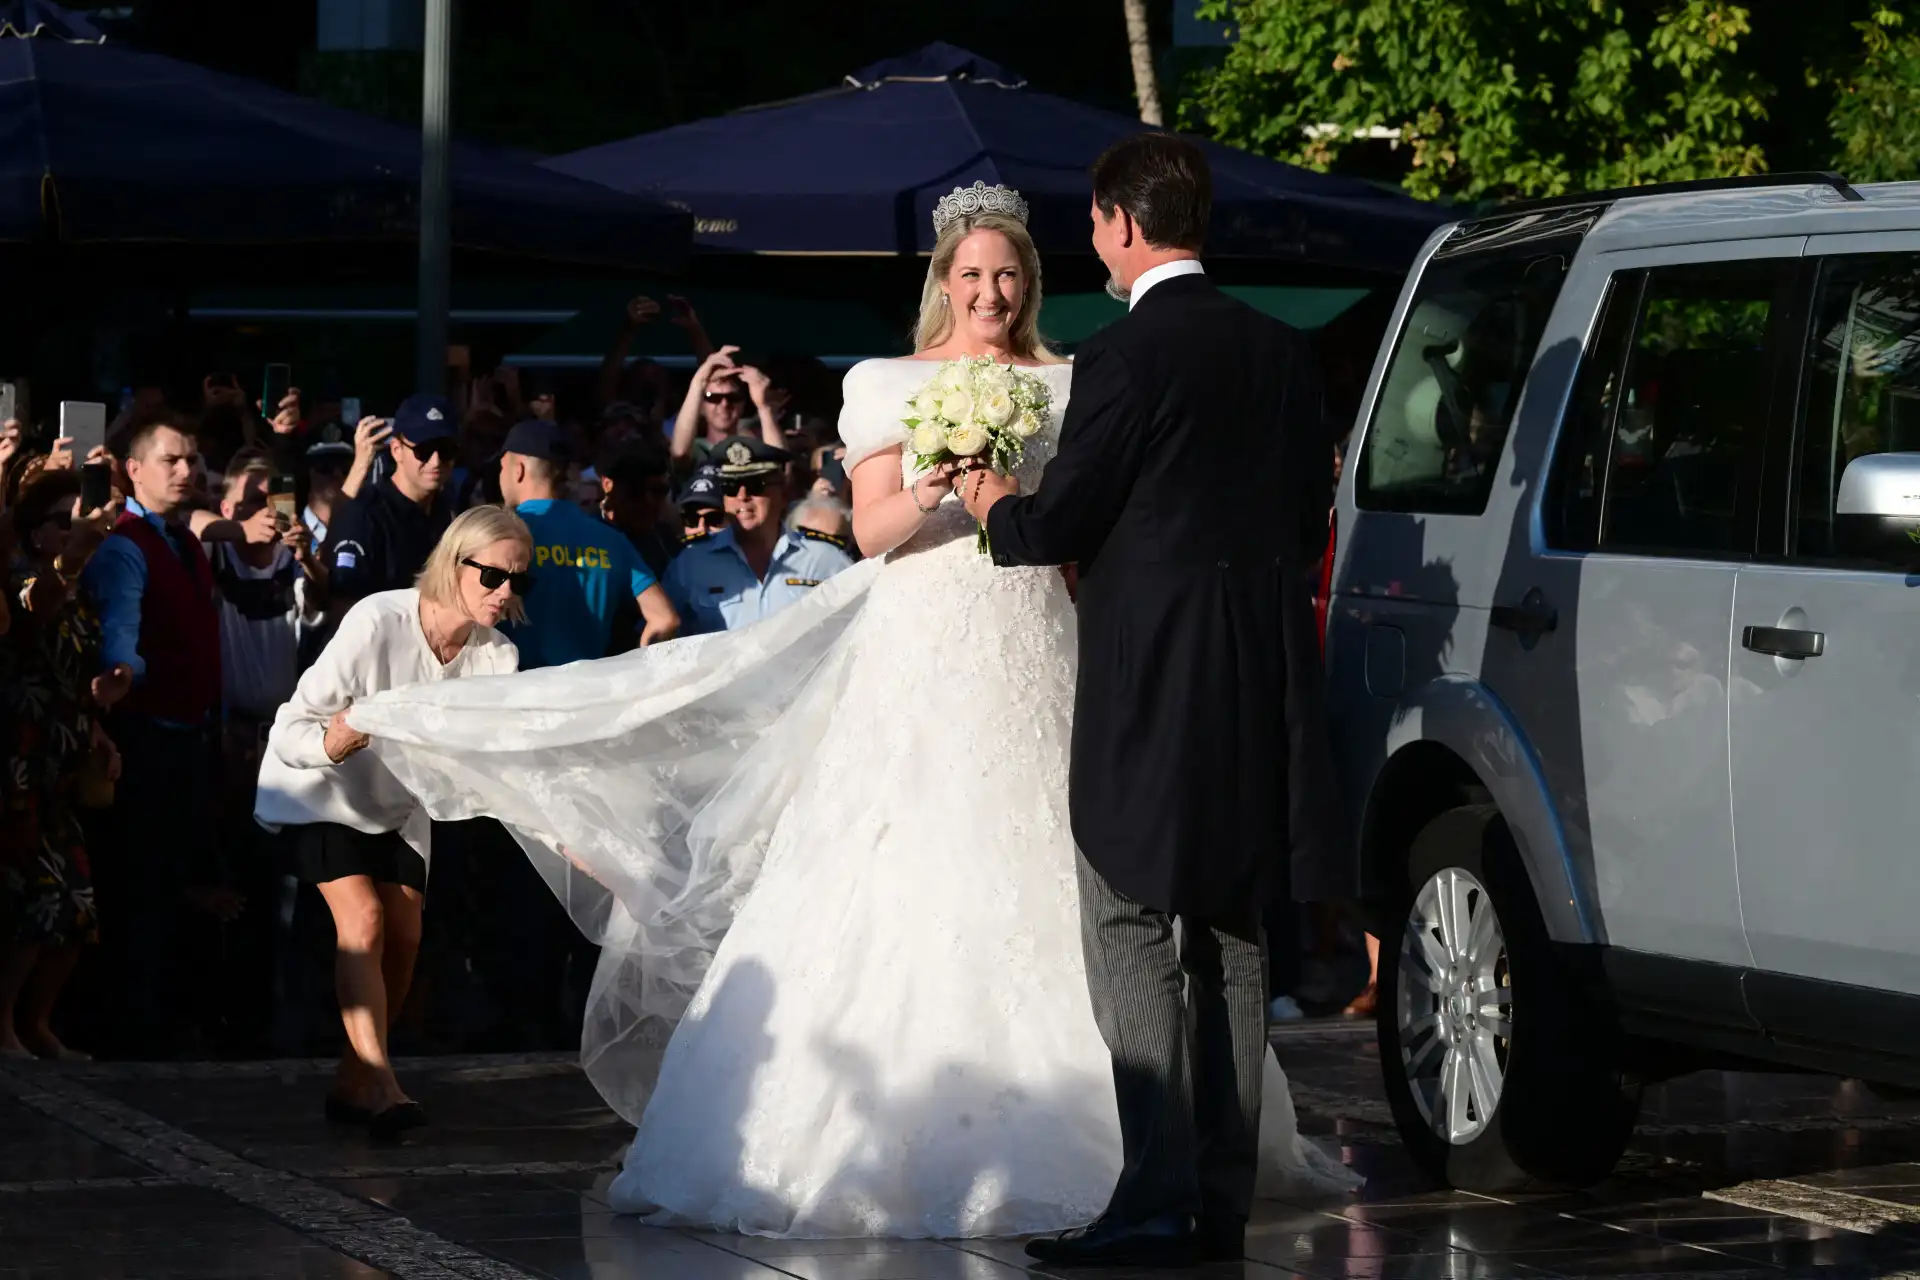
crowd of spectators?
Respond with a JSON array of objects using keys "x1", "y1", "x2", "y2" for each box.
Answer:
[{"x1": 0, "y1": 295, "x2": 860, "y2": 1062}]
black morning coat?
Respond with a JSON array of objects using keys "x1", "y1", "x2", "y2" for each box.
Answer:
[{"x1": 986, "y1": 271, "x2": 1347, "y2": 923}]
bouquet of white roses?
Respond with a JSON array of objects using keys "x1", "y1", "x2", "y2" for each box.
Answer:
[{"x1": 902, "y1": 355, "x2": 1053, "y2": 553}]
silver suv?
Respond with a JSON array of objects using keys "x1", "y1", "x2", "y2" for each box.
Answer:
[{"x1": 1327, "y1": 173, "x2": 1920, "y2": 1192}]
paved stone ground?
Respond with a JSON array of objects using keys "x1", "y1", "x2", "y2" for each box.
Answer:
[{"x1": 12, "y1": 1023, "x2": 1920, "y2": 1278}]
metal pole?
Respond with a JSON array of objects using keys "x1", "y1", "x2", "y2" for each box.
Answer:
[{"x1": 415, "y1": 0, "x2": 452, "y2": 395}]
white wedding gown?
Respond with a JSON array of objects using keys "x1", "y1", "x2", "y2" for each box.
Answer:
[{"x1": 349, "y1": 357, "x2": 1357, "y2": 1238}]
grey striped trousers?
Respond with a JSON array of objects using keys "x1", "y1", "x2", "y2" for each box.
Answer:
[{"x1": 1074, "y1": 851, "x2": 1268, "y2": 1227}]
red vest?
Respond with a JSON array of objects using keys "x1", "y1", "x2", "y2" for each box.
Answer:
[{"x1": 112, "y1": 512, "x2": 221, "y2": 723}]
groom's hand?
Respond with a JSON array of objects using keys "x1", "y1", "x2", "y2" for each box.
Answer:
[{"x1": 961, "y1": 467, "x2": 1017, "y2": 522}]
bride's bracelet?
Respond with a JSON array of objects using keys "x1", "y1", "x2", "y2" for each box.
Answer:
[{"x1": 909, "y1": 477, "x2": 940, "y2": 515}]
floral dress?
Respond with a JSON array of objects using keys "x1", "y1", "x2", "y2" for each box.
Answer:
[{"x1": 0, "y1": 557, "x2": 101, "y2": 947}]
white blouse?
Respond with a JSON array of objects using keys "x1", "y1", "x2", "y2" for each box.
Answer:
[{"x1": 254, "y1": 589, "x2": 519, "y2": 864}]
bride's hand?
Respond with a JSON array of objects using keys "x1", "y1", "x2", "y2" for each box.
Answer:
[{"x1": 910, "y1": 460, "x2": 965, "y2": 504}]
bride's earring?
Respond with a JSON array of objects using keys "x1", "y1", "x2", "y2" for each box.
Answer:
[{"x1": 942, "y1": 294, "x2": 950, "y2": 308}]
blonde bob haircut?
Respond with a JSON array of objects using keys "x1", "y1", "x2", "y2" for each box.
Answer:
[
  {"x1": 416, "y1": 504, "x2": 535, "y2": 626},
  {"x1": 913, "y1": 211, "x2": 1064, "y2": 364}
]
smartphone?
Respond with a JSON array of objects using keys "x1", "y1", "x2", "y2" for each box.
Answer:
[
  {"x1": 80, "y1": 462, "x2": 112, "y2": 513},
  {"x1": 59, "y1": 400, "x2": 107, "y2": 459},
  {"x1": 261, "y1": 363, "x2": 292, "y2": 416},
  {"x1": 339, "y1": 396, "x2": 361, "y2": 426},
  {"x1": 0, "y1": 382, "x2": 15, "y2": 424}
]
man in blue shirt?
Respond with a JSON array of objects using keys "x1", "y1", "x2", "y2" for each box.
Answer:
[
  {"x1": 497, "y1": 419, "x2": 679, "y2": 667},
  {"x1": 664, "y1": 435, "x2": 855, "y2": 635}
]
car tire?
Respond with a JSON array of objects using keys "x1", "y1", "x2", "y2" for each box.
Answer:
[{"x1": 1376, "y1": 803, "x2": 1639, "y2": 1192}]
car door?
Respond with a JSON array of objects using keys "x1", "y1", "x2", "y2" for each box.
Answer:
[
  {"x1": 1489, "y1": 245, "x2": 1799, "y2": 970},
  {"x1": 1731, "y1": 239, "x2": 1920, "y2": 1015}
]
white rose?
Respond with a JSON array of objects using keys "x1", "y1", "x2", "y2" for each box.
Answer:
[
  {"x1": 946, "y1": 421, "x2": 989, "y2": 456},
  {"x1": 978, "y1": 364, "x2": 1015, "y2": 397},
  {"x1": 937, "y1": 362, "x2": 969, "y2": 392},
  {"x1": 1012, "y1": 408, "x2": 1042, "y2": 439},
  {"x1": 910, "y1": 421, "x2": 948, "y2": 456},
  {"x1": 979, "y1": 388, "x2": 1016, "y2": 427},
  {"x1": 912, "y1": 387, "x2": 942, "y2": 420},
  {"x1": 940, "y1": 385, "x2": 974, "y2": 425}
]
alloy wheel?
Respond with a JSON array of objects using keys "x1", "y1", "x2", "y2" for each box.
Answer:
[{"x1": 1396, "y1": 866, "x2": 1514, "y2": 1144}]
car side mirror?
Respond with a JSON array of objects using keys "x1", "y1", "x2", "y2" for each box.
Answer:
[{"x1": 1835, "y1": 452, "x2": 1920, "y2": 565}]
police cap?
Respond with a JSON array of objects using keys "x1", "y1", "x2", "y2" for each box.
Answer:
[{"x1": 714, "y1": 435, "x2": 791, "y2": 480}]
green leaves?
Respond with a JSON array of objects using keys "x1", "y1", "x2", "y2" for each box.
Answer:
[
  {"x1": 1830, "y1": 5, "x2": 1920, "y2": 181},
  {"x1": 1182, "y1": 1, "x2": 1780, "y2": 202}
]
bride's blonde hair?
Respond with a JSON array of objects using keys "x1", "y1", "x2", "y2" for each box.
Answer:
[{"x1": 913, "y1": 212, "x2": 1064, "y2": 364}]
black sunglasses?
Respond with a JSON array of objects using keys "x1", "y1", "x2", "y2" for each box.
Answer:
[
  {"x1": 703, "y1": 390, "x2": 748, "y2": 406},
  {"x1": 461, "y1": 558, "x2": 534, "y2": 597},
  {"x1": 687, "y1": 508, "x2": 728, "y2": 529},
  {"x1": 400, "y1": 436, "x2": 458, "y2": 464},
  {"x1": 724, "y1": 476, "x2": 774, "y2": 497}
]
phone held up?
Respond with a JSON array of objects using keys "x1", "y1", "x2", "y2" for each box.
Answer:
[
  {"x1": 59, "y1": 401, "x2": 107, "y2": 459},
  {"x1": 80, "y1": 462, "x2": 113, "y2": 514},
  {"x1": 261, "y1": 363, "x2": 292, "y2": 417}
]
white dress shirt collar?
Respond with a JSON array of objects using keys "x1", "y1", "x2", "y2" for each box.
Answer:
[{"x1": 1128, "y1": 259, "x2": 1206, "y2": 310}]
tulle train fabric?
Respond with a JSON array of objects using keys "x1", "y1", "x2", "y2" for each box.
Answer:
[
  {"x1": 347, "y1": 358, "x2": 1357, "y2": 1237},
  {"x1": 350, "y1": 554, "x2": 883, "y2": 1126}
]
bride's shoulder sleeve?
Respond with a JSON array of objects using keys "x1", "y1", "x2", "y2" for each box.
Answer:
[{"x1": 837, "y1": 359, "x2": 907, "y2": 472}]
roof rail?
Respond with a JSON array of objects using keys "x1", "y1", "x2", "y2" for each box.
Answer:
[{"x1": 1467, "y1": 171, "x2": 1863, "y2": 225}]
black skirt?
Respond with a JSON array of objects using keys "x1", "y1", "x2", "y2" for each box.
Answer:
[{"x1": 288, "y1": 822, "x2": 426, "y2": 891}]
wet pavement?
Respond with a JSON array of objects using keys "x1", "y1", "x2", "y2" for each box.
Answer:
[{"x1": 10, "y1": 1023, "x2": 1920, "y2": 1278}]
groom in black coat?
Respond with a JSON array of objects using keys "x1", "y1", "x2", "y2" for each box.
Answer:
[{"x1": 963, "y1": 132, "x2": 1343, "y2": 1267}]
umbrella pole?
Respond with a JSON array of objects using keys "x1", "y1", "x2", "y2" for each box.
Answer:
[{"x1": 415, "y1": 0, "x2": 453, "y2": 396}]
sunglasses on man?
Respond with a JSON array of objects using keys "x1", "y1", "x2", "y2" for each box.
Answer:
[
  {"x1": 399, "y1": 436, "x2": 458, "y2": 464},
  {"x1": 461, "y1": 558, "x2": 534, "y2": 597},
  {"x1": 703, "y1": 389, "x2": 749, "y2": 407},
  {"x1": 724, "y1": 476, "x2": 774, "y2": 498},
  {"x1": 686, "y1": 508, "x2": 729, "y2": 532}
]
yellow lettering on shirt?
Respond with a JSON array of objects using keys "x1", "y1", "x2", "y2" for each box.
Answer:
[{"x1": 541, "y1": 544, "x2": 613, "y2": 570}]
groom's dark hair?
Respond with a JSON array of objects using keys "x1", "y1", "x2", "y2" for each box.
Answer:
[{"x1": 1090, "y1": 133, "x2": 1212, "y2": 251}]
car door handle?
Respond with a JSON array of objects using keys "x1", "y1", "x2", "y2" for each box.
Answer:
[
  {"x1": 1741, "y1": 625, "x2": 1825, "y2": 659},
  {"x1": 1490, "y1": 589, "x2": 1557, "y2": 638}
]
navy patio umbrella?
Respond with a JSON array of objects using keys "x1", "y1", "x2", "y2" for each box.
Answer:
[
  {"x1": 544, "y1": 42, "x2": 1446, "y2": 270},
  {"x1": 0, "y1": 3, "x2": 691, "y2": 267}
]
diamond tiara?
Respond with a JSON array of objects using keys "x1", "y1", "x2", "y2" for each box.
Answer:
[{"x1": 932, "y1": 181, "x2": 1030, "y2": 237}]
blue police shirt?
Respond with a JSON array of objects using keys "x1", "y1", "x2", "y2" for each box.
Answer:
[
  {"x1": 664, "y1": 526, "x2": 855, "y2": 635},
  {"x1": 507, "y1": 499, "x2": 657, "y2": 668}
]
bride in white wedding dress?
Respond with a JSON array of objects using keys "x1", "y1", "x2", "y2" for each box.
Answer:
[{"x1": 346, "y1": 189, "x2": 1356, "y2": 1239}]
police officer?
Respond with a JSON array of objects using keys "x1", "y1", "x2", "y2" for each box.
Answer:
[
  {"x1": 677, "y1": 467, "x2": 728, "y2": 541},
  {"x1": 496, "y1": 418, "x2": 679, "y2": 666},
  {"x1": 664, "y1": 436, "x2": 853, "y2": 635},
  {"x1": 324, "y1": 394, "x2": 456, "y2": 613}
]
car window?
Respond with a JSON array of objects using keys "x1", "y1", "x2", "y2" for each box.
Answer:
[
  {"x1": 1548, "y1": 273, "x2": 1641, "y2": 551},
  {"x1": 1356, "y1": 245, "x2": 1573, "y2": 515},
  {"x1": 1793, "y1": 255, "x2": 1920, "y2": 559},
  {"x1": 1594, "y1": 261, "x2": 1788, "y2": 556}
]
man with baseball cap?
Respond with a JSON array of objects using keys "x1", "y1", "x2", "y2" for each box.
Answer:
[
  {"x1": 323, "y1": 393, "x2": 455, "y2": 612},
  {"x1": 496, "y1": 419, "x2": 679, "y2": 668},
  {"x1": 676, "y1": 467, "x2": 728, "y2": 541},
  {"x1": 663, "y1": 435, "x2": 853, "y2": 635},
  {"x1": 302, "y1": 422, "x2": 355, "y2": 545}
]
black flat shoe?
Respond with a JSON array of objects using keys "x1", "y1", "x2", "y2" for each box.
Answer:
[
  {"x1": 368, "y1": 1100, "x2": 427, "y2": 1141},
  {"x1": 1025, "y1": 1212, "x2": 1199, "y2": 1268},
  {"x1": 323, "y1": 1094, "x2": 374, "y2": 1125}
]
